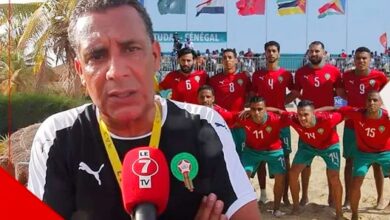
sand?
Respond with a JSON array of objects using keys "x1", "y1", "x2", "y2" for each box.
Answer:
[{"x1": 251, "y1": 122, "x2": 390, "y2": 220}]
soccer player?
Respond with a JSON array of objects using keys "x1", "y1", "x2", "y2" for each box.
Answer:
[
  {"x1": 237, "y1": 96, "x2": 287, "y2": 217},
  {"x1": 290, "y1": 41, "x2": 343, "y2": 206},
  {"x1": 159, "y1": 47, "x2": 208, "y2": 104},
  {"x1": 279, "y1": 100, "x2": 344, "y2": 219},
  {"x1": 208, "y1": 48, "x2": 252, "y2": 113},
  {"x1": 251, "y1": 41, "x2": 295, "y2": 205},
  {"x1": 197, "y1": 85, "x2": 246, "y2": 157},
  {"x1": 209, "y1": 49, "x2": 252, "y2": 157},
  {"x1": 338, "y1": 91, "x2": 390, "y2": 220},
  {"x1": 197, "y1": 85, "x2": 236, "y2": 127},
  {"x1": 337, "y1": 47, "x2": 388, "y2": 208},
  {"x1": 318, "y1": 91, "x2": 389, "y2": 220}
]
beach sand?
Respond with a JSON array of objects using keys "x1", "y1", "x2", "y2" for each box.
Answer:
[{"x1": 251, "y1": 121, "x2": 390, "y2": 220}]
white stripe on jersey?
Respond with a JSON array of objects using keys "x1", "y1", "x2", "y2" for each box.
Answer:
[
  {"x1": 168, "y1": 99, "x2": 257, "y2": 218},
  {"x1": 28, "y1": 104, "x2": 91, "y2": 199}
]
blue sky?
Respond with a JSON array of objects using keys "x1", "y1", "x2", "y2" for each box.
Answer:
[
  {"x1": 144, "y1": 0, "x2": 389, "y2": 54},
  {"x1": 3, "y1": 0, "x2": 388, "y2": 55}
]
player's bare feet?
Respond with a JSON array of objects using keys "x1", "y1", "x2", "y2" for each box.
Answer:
[
  {"x1": 335, "y1": 214, "x2": 348, "y2": 220},
  {"x1": 259, "y1": 193, "x2": 269, "y2": 204},
  {"x1": 290, "y1": 206, "x2": 303, "y2": 215},
  {"x1": 385, "y1": 201, "x2": 390, "y2": 210},
  {"x1": 351, "y1": 213, "x2": 359, "y2": 220},
  {"x1": 299, "y1": 197, "x2": 308, "y2": 206},
  {"x1": 375, "y1": 198, "x2": 387, "y2": 210},
  {"x1": 283, "y1": 197, "x2": 291, "y2": 206},
  {"x1": 342, "y1": 201, "x2": 350, "y2": 210},
  {"x1": 328, "y1": 196, "x2": 334, "y2": 208}
]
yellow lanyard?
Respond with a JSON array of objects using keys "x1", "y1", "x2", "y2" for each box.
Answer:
[{"x1": 98, "y1": 102, "x2": 162, "y2": 188}]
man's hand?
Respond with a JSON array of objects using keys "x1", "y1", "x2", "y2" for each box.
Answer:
[
  {"x1": 238, "y1": 108, "x2": 250, "y2": 120},
  {"x1": 195, "y1": 193, "x2": 228, "y2": 220}
]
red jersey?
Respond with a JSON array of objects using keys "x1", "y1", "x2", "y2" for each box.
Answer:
[
  {"x1": 238, "y1": 112, "x2": 289, "y2": 151},
  {"x1": 339, "y1": 106, "x2": 390, "y2": 153},
  {"x1": 341, "y1": 69, "x2": 387, "y2": 128},
  {"x1": 159, "y1": 70, "x2": 208, "y2": 104},
  {"x1": 209, "y1": 72, "x2": 251, "y2": 112},
  {"x1": 294, "y1": 64, "x2": 342, "y2": 108},
  {"x1": 251, "y1": 68, "x2": 294, "y2": 110},
  {"x1": 213, "y1": 104, "x2": 237, "y2": 128},
  {"x1": 283, "y1": 111, "x2": 343, "y2": 149}
]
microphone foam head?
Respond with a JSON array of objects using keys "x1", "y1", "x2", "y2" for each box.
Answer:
[{"x1": 121, "y1": 146, "x2": 170, "y2": 215}]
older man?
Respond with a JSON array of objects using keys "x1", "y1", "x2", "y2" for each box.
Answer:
[{"x1": 27, "y1": 1, "x2": 260, "y2": 219}]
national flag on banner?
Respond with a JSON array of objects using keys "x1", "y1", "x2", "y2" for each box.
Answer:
[
  {"x1": 196, "y1": 0, "x2": 225, "y2": 17},
  {"x1": 158, "y1": 0, "x2": 186, "y2": 15},
  {"x1": 236, "y1": 0, "x2": 265, "y2": 16},
  {"x1": 277, "y1": 0, "x2": 306, "y2": 16},
  {"x1": 380, "y1": 32, "x2": 387, "y2": 51},
  {"x1": 318, "y1": 0, "x2": 345, "y2": 18}
]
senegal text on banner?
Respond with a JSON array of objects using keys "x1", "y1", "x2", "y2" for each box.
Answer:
[{"x1": 154, "y1": 31, "x2": 227, "y2": 43}]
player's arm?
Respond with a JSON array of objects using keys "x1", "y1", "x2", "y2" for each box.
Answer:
[
  {"x1": 314, "y1": 106, "x2": 338, "y2": 112},
  {"x1": 285, "y1": 90, "x2": 299, "y2": 104},
  {"x1": 286, "y1": 90, "x2": 300, "y2": 104},
  {"x1": 266, "y1": 106, "x2": 285, "y2": 114}
]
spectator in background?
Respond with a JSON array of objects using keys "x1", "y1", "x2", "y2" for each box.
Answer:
[{"x1": 184, "y1": 37, "x2": 194, "y2": 50}]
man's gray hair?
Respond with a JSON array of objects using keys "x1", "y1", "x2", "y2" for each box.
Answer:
[{"x1": 68, "y1": 0, "x2": 154, "y2": 51}]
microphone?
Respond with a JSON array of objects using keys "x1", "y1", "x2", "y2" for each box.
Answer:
[{"x1": 121, "y1": 146, "x2": 170, "y2": 220}]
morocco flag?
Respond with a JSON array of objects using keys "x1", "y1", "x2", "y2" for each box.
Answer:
[{"x1": 236, "y1": 0, "x2": 265, "y2": 16}]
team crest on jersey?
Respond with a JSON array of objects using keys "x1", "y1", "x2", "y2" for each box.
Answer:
[
  {"x1": 194, "y1": 76, "x2": 200, "y2": 83},
  {"x1": 369, "y1": 79, "x2": 375, "y2": 87},
  {"x1": 324, "y1": 73, "x2": 330, "y2": 80},
  {"x1": 266, "y1": 126, "x2": 272, "y2": 133},
  {"x1": 237, "y1": 79, "x2": 243, "y2": 86},
  {"x1": 317, "y1": 128, "x2": 324, "y2": 134},
  {"x1": 170, "y1": 153, "x2": 199, "y2": 192},
  {"x1": 278, "y1": 76, "x2": 283, "y2": 83},
  {"x1": 378, "y1": 126, "x2": 385, "y2": 133}
]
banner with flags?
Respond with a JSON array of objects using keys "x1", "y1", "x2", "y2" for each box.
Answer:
[
  {"x1": 277, "y1": 0, "x2": 306, "y2": 16},
  {"x1": 158, "y1": 0, "x2": 186, "y2": 15},
  {"x1": 196, "y1": 0, "x2": 225, "y2": 17},
  {"x1": 318, "y1": 0, "x2": 345, "y2": 18},
  {"x1": 380, "y1": 32, "x2": 387, "y2": 52},
  {"x1": 236, "y1": 0, "x2": 265, "y2": 16}
]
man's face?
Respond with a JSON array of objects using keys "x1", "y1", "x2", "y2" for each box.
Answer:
[
  {"x1": 265, "y1": 45, "x2": 280, "y2": 64},
  {"x1": 297, "y1": 106, "x2": 315, "y2": 128},
  {"x1": 179, "y1": 53, "x2": 194, "y2": 74},
  {"x1": 197, "y1": 89, "x2": 215, "y2": 107},
  {"x1": 354, "y1": 52, "x2": 371, "y2": 72},
  {"x1": 308, "y1": 44, "x2": 325, "y2": 65},
  {"x1": 222, "y1": 51, "x2": 237, "y2": 73},
  {"x1": 366, "y1": 92, "x2": 382, "y2": 113},
  {"x1": 74, "y1": 6, "x2": 161, "y2": 123},
  {"x1": 250, "y1": 101, "x2": 266, "y2": 124}
]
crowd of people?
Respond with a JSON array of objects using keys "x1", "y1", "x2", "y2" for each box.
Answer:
[
  {"x1": 26, "y1": 0, "x2": 389, "y2": 220},
  {"x1": 161, "y1": 46, "x2": 390, "y2": 80}
]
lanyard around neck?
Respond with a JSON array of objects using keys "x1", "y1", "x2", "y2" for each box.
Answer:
[{"x1": 98, "y1": 102, "x2": 162, "y2": 188}]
